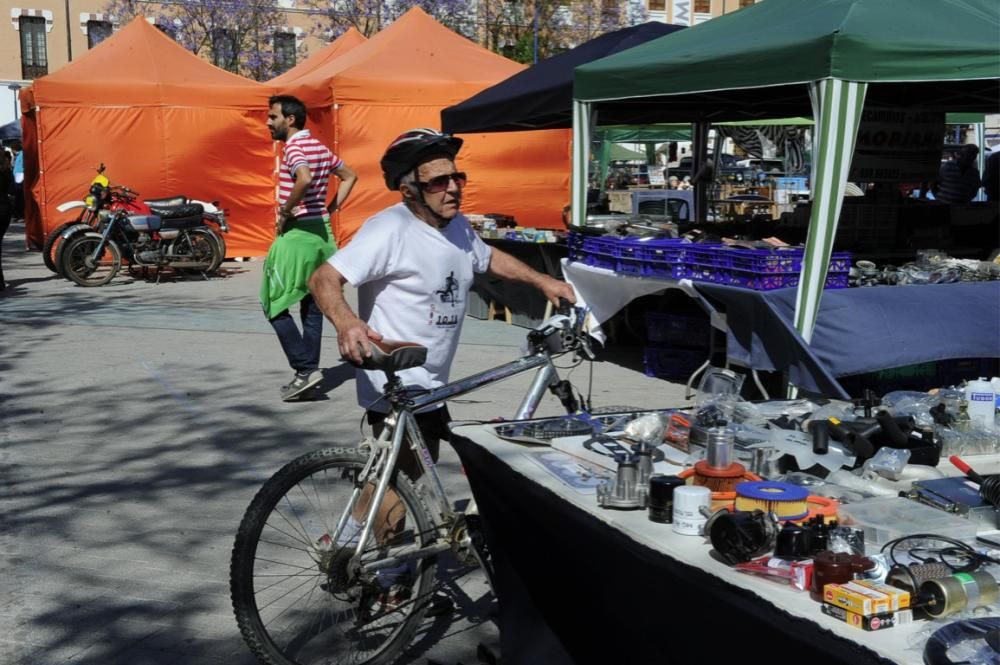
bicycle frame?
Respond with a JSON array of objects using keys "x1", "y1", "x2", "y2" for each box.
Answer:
[{"x1": 337, "y1": 316, "x2": 586, "y2": 574}]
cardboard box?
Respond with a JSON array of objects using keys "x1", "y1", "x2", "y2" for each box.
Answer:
[
  {"x1": 823, "y1": 582, "x2": 891, "y2": 615},
  {"x1": 822, "y1": 603, "x2": 912, "y2": 631},
  {"x1": 851, "y1": 580, "x2": 911, "y2": 610}
]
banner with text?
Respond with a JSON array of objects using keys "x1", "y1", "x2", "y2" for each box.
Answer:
[
  {"x1": 671, "y1": 0, "x2": 692, "y2": 26},
  {"x1": 849, "y1": 107, "x2": 944, "y2": 182}
]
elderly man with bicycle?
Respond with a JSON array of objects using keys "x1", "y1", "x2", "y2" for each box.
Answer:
[
  {"x1": 231, "y1": 128, "x2": 582, "y2": 664},
  {"x1": 309, "y1": 128, "x2": 574, "y2": 478}
]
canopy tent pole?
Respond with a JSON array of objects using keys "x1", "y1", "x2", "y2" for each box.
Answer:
[
  {"x1": 692, "y1": 121, "x2": 710, "y2": 222},
  {"x1": 975, "y1": 122, "x2": 986, "y2": 201},
  {"x1": 571, "y1": 100, "x2": 592, "y2": 227},
  {"x1": 792, "y1": 78, "x2": 868, "y2": 345},
  {"x1": 598, "y1": 137, "x2": 611, "y2": 195}
]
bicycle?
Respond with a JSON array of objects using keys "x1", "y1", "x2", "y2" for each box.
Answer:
[{"x1": 230, "y1": 303, "x2": 593, "y2": 665}]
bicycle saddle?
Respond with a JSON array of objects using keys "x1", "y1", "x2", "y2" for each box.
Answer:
[{"x1": 360, "y1": 339, "x2": 428, "y2": 373}]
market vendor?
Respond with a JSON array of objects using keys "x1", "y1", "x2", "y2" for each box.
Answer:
[{"x1": 933, "y1": 144, "x2": 981, "y2": 204}]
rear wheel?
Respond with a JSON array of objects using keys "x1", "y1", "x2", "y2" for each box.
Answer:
[
  {"x1": 61, "y1": 233, "x2": 121, "y2": 287},
  {"x1": 205, "y1": 227, "x2": 227, "y2": 272},
  {"x1": 44, "y1": 211, "x2": 97, "y2": 274},
  {"x1": 231, "y1": 447, "x2": 437, "y2": 665},
  {"x1": 173, "y1": 228, "x2": 222, "y2": 276}
]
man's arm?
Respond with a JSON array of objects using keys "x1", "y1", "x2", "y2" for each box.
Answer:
[
  {"x1": 329, "y1": 163, "x2": 358, "y2": 214},
  {"x1": 487, "y1": 248, "x2": 576, "y2": 306},
  {"x1": 308, "y1": 263, "x2": 382, "y2": 365},
  {"x1": 277, "y1": 164, "x2": 312, "y2": 233}
]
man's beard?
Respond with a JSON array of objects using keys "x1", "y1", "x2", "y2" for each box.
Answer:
[{"x1": 270, "y1": 127, "x2": 287, "y2": 141}]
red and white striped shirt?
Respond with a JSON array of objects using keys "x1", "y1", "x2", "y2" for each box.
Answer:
[{"x1": 278, "y1": 129, "x2": 343, "y2": 220}]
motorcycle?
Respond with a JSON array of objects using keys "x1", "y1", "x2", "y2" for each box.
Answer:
[
  {"x1": 46, "y1": 164, "x2": 228, "y2": 277},
  {"x1": 59, "y1": 184, "x2": 228, "y2": 287}
]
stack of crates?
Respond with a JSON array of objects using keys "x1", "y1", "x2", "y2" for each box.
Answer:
[
  {"x1": 684, "y1": 246, "x2": 852, "y2": 291},
  {"x1": 643, "y1": 311, "x2": 710, "y2": 381}
]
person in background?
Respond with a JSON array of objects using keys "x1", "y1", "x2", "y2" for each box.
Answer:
[
  {"x1": 0, "y1": 151, "x2": 14, "y2": 290},
  {"x1": 666, "y1": 175, "x2": 680, "y2": 190},
  {"x1": 262, "y1": 95, "x2": 358, "y2": 401},
  {"x1": 11, "y1": 141, "x2": 23, "y2": 222},
  {"x1": 983, "y1": 148, "x2": 999, "y2": 203},
  {"x1": 933, "y1": 144, "x2": 981, "y2": 204}
]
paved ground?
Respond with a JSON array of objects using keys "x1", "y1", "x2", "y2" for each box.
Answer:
[{"x1": 0, "y1": 221, "x2": 686, "y2": 665}]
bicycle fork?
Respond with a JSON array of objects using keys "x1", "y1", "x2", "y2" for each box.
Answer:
[{"x1": 341, "y1": 415, "x2": 452, "y2": 575}]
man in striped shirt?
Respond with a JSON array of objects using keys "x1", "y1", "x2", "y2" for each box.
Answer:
[{"x1": 262, "y1": 95, "x2": 357, "y2": 401}]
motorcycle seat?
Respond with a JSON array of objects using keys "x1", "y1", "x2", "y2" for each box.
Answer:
[
  {"x1": 159, "y1": 214, "x2": 205, "y2": 230},
  {"x1": 148, "y1": 202, "x2": 204, "y2": 220},
  {"x1": 359, "y1": 339, "x2": 427, "y2": 374},
  {"x1": 144, "y1": 195, "x2": 187, "y2": 207}
]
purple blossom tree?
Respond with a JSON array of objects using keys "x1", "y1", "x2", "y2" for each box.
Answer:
[
  {"x1": 101, "y1": 0, "x2": 294, "y2": 80},
  {"x1": 307, "y1": 0, "x2": 474, "y2": 40}
]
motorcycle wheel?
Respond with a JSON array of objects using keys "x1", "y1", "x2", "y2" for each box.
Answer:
[
  {"x1": 43, "y1": 223, "x2": 77, "y2": 274},
  {"x1": 173, "y1": 228, "x2": 222, "y2": 276},
  {"x1": 206, "y1": 227, "x2": 227, "y2": 272},
  {"x1": 61, "y1": 233, "x2": 121, "y2": 287}
]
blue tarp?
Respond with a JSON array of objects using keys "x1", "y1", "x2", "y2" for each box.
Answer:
[
  {"x1": 441, "y1": 22, "x2": 684, "y2": 134},
  {"x1": 695, "y1": 281, "x2": 1000, "y2": 398}
]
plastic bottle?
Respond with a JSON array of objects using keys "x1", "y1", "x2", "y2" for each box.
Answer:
[{"x1": 965, "y1": 378, "x2": 996, "y2": 432}]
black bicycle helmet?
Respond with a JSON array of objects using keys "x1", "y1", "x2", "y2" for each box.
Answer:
[{"x1": 381, "y1": 128, "x2": 463, "y2": 191}]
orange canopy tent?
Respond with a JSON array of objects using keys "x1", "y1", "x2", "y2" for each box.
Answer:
[
  {"x1": 270, "y1": 27, "x2": 366, "y2": 89},
  {"x1": 279, "y1": 8, "x2": 569, "y2": 247},
  {"x1": 20, "y1": 18, "x2": 276, "y2": 256}
]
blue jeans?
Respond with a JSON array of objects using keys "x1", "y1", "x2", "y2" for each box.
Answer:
[{"x1": 268, "y1": 294, "x2": 323, "y2": 373}]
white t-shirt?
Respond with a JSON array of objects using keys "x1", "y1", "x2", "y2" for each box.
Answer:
[{"x1": 329, "y1": 203, "x2": 493, "y2": 412}]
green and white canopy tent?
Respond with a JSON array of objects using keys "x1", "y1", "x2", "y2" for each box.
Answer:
[{"x1": 571, "y1": 0, "x2": 999, "y2": 349}]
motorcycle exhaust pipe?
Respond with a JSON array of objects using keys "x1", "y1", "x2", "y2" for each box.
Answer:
[{"x1": 168, "y1": 261, "x2": 212, "y2": 269}]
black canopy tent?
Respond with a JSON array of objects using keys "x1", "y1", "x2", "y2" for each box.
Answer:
[
  {"x1": 0, "y1": 120, "x2": 21, "y2": 143},
  {"x1": 440, "y1": 22, "x2": 683, "y2": 134}
]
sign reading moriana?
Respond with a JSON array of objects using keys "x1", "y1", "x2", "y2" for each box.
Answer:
[
  {"x1": 672, "y1": 0, "x2": 692, "y2": 26},
  {"x1": 849, "y1": 107, "x2": 945, "y2": 182}
]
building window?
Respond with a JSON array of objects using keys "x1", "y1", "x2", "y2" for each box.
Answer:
[
  {"x1": 694, "y1": 0, "x2": 711, "y2": 12},
  {"x1": 273, "y1": 32, "x2": 296, "y2": 73},
  {"x1": 649, "y1": 0, "x2": 666, "y2": 10},
  {"x1": 212, "y1": 28, "x2": 238, "y2": 71},
  {"x1": 87, "y1": 20, "x2": 113, "y2": 49},
  {"x1": 739, "y1": 0, "x2": 755, "y2": 7},
  {"x1": 19, "y1": 16, "x2": 48, "y2": 79}
]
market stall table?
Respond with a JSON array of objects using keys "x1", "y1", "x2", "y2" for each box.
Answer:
[
  {"x1": 450, "y1": 423, "x2": 1000, "y2": 665},
  {"x1": 563, "y1": 260, "x2": 1000, "y2": 398},
  {"x1": 469, "y1": 238, "x2": 569, "y2": 327}
]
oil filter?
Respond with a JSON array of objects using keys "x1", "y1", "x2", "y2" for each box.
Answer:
[
  {"x1": 648, "y1": 474, "x2": 686, "y2": 524},
  {"x1": 672, "y1": 485, "x2": 712, "y2": 535}
]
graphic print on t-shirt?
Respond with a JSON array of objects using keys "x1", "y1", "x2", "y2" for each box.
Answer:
[{"x1": 430, "y1": 271, "x2": 462, "y2": 327}]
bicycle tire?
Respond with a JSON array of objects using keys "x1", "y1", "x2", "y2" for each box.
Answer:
[{"x1": 231, "y1": 447, "x2": 438, "y2": 665}]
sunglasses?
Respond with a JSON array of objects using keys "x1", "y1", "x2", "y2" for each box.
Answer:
[{"x1": 415, "y1": 172, "x2": 467, "y2": 194}]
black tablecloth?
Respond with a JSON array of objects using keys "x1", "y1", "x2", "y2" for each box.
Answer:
[
  {"x1": 451, "y1": 432, "x2": 895, "y2": 665},
  {"x1": 471, "y1": 239, "x2": 568, "y2": 328}
]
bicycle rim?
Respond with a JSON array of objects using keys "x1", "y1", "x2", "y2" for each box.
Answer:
[{"x1": 231, "y1": 447, "x2": 438, "y2": 665}]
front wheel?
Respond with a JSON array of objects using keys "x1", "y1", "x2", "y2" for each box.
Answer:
[
  {"x1": 43, "y1": 222, "x2": 77, "y2": 273},
  {"x1": 231, "y1": 447, "x2": 438, "y2": 665},
  {"x1": 61, "y1": 233, "x2": 121, "y2": 287}
]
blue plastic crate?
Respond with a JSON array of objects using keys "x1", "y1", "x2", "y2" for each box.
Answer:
[
  {"x1": 643, "y1": 345, "x2": 706, "y2": 380},
  {"x1": 724, "y1": 269, "x2": 850, "y2": 291},
  {"x1": 646, "y1": 312, "x2": 710, "y2": 346}
]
